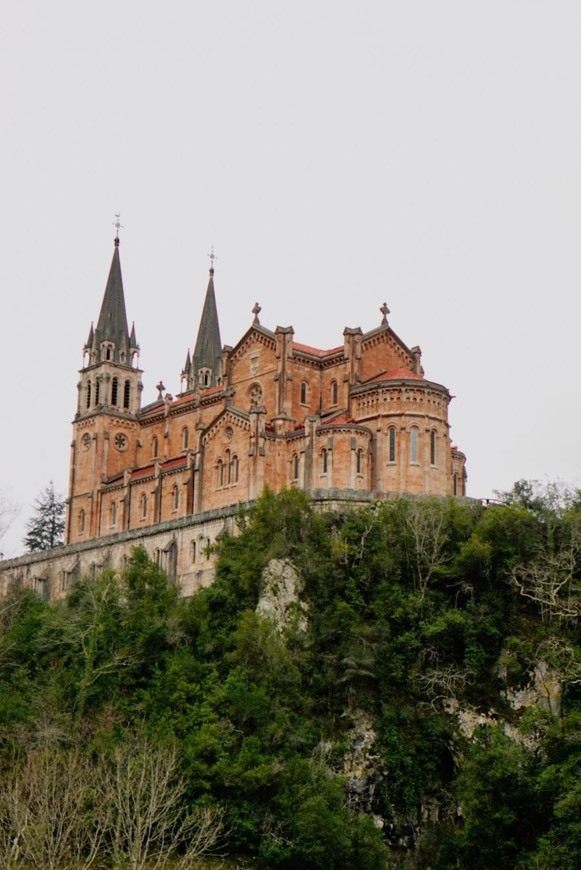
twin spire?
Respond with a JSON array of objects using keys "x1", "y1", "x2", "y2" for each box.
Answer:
[
  {"x1": 85, "y1": 235, "x2": 138, "y2": 367},
  {"x1": 183, "y1": 263, "x2": 223, "y2": 390},
  {"x1": 86, "y1": 229, "x2": 223, "y2": 395}
]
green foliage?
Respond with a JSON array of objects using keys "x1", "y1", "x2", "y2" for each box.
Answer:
[
  {"x1": 23, "y1": 481, "x2": 65, "y2": 551},
  {"x1": 1, "y1": 487, "x2": 580, "y2": 865}
]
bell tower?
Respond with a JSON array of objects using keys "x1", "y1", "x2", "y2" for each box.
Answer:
[{"x1": 66, "y1": 225, "x2": 143, "y2": 544}]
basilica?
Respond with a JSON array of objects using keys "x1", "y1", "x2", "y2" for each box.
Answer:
[{"x1": 66, "y1": 236, "x2": 467, "y2": 548}]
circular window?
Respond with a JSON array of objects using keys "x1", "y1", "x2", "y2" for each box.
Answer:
[
  {"x1": 81, "y1": 432, "x2": 91, "y2": 451},
  {"x1": 224, "y1": 425, "x2": 234, "y2": 442},
  {"x1": 114, "y1": 433, "x2": 128, "y2": 451}
]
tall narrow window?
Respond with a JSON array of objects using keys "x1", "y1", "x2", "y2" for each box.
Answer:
[
  {"x1": 410, "y1": 427, "x2": 418, "y2": 463},
  {"x1": 172, "y1": 485, "x2": 179, "y2": 510},
  {"x1": 217, "y1": 459, "x2": 224, "y2": 487},
  {"x1": 225, "y1": 450, "x2": 231, "y2": 484},
  {"x1": 357, "y1": 448, "x2": 363, "y2": 474},
  {"x1": 86, "y1": 381, "x2": 92, "y2": 409},
  {"x1": 110, "y1": 501, "x2": 117, "y2": 527},
  {"x1": 232, "y1": 454, "x2": 239, "y2": 483},
  {"x1": 95, "y1": 380, "x2": 100, "y2": 406},
  {"x1": 430, "y1": 431, "x2": 436, "y2": 465},
  {"x1": 182, "y1": 427, "x2": 189, "y2": 450},
  {"x1": 453, "y1": 473, "x2": 458, "y2": 496},
  {"x1": 111, "y1": 377, "x2": 119, "y2": 406},
  {"x1": 152, "y1": 436, "x2": 158, "y2": 458},
  {"x1": 388, "y1": 427, "x2": 396, "y2": 463},
  {"x1": 191, "y1": 540, "x2": 196, "y2": 563},
  {"x1": 140, "y1": 493, "x2": 147, "y2": 519},
  {"x1": 300, "y1": 382, "x2": 308, "y2": 404},
  {"x1": 106, "y1": 347, "x2": 111, "y2": 361},
  {"x1": 331, "y1": 380, "x2": 338, "y2": 405},
  {"x1": 79, "y1": 509, "x2": 85, "y2": 533},
  {"x1": 123, "y1": 380, "x2": 131, "y2": 409},
  {"x1": 321, "y1": 448, "x2": 328, "y2": 474},
  {"x1": 292, "y1": 453, "x2": 299, "y2": 480}
]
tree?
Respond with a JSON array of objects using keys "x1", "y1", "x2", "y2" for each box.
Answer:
[{"x1": 23, "y1": 482, "x2": 65, "y2": 552}]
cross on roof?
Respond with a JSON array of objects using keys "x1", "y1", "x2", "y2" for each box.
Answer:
[
  {"x1": 252, "y1": 302, "x2": 261, "y2": 325},
  {"x1": 207, "y1": 246, "x2": 217, "y2": 273},
  {"x1": 113, "y1": 213, "x2": 123, "y2": 241},
  {"x1": 380, "y1": 302, "x2": 390, "y2": 325}
]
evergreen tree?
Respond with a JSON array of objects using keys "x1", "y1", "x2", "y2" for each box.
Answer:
[{"x1": 24, "y1": 482, "x2": 65, "y2": 551}]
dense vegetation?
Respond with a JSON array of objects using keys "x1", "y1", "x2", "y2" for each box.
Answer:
[{"x1": 0, "y1": 484, "x2": 579, "y2": 868}]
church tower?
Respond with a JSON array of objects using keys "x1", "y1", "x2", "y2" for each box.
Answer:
[
  {"x1": 181, "y1": 254, "x2": 222, "y2": 391},
  {"x1": 66, "y1": 229, "x2": 143, "y2": 544}
]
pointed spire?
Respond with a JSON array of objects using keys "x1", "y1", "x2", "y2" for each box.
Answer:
[
  {"x1": 94, "y1": 239, "x2": 131, "y2": 363},
  {"x1": 85, "y1": 322, "x2": 94, "y2": 348},
  {"x1": 192, "y1": 258, "x2": 222, "y2": 388}
]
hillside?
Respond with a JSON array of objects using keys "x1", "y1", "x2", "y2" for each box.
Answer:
[{"x1": 0, "y1": 486, "x2": 579, "y2": 868}]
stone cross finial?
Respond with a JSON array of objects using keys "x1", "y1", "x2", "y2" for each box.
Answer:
[
  {"x1": 380, "y1": 302, "x2": 390, "y2": 325},
  {"x1": 156, "y1": 381, "x2": 165, "y2": 401},
  {"x1": 252, "y1": 302, "x2": 261, "y2": 325},
  {"x1": 207, "y1": 246, "x2": 217, "y2": 274}
]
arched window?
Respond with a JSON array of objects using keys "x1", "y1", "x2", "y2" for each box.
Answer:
[
  {"x1": 331, "y1": 380, "x2": 338, "y2": 405},
  {"x1": 86, "y1": 381, "x2": 92, "y2": 409},
  {"x1": 182, "y1": 427, "x2": 189, "y2": 450},
  {"x1": 357, "y1": 448, "x2": 364, "y2": 474},
  {"x1": 199, "y1": 368, "x2": 211, "y2": 387},
  {"x1": 410, "y1": 427, "x2": 419, "y2": 463},
  {"x1": 388, "y1": 427, "x2": 396, "y2": 463},
  {"x1": 152, "y1": 436, "x2": 158, "y2": 459},
  {"x1": 79, "y1": 509, "x2": 85, "y2": 533},
  {"x1": 140, "y1": 493, "x2": 147, "y2": 519},
  {"x1": 106, "y1": 347, "x2": 111, "y2": 361},
  {"x1": 191, "y1": 540, "x2": 196, "y2": 563},
  {"x1": 110, "y1": 501, "x2": 117, "y2": 527},
  {"x1": 225, "y1": 449, "x2": 231, "y2": 484},
  {"x1": 430, "y1": 431, "x2": 437, "y2": 465},
  {"x1": 217, "y1": 459, "x2": 224, "y2": 487},
  {"x1": 172, "y1": 485, "x2": 179, "y2": 510},
  {"x1": 453, "y1": 473, "x2": 458, "y2": 496},
  {"x1": 111, "y1": 377, "x2": 119, "y2": 406},
  {"x1": 292, "y1": 453, "x2": 299, "y2": 480},
  {"x1": 95, "y1": 379, "x2": 100, "y2": 406},
  {"x1": 123, "y1": 380, "x2": 131, "y2": 409},
  {"x1": 300, "y1": 382, "x2": 308, "y2": 404},
  {"x1": 207, "y1": 537, "x2": 211, "y2": 560},
  {"x1": 321, "y1": 448, "x2": 328, "y2": 474},
  {"x1": 231, "y1": 454, "x2": 239, "y2": 483}
]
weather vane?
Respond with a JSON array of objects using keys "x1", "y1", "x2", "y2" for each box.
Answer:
[
  {"x1": 207, "y1": 245, "x2": 217, "y2": 273},
  {"x1": 113, "y1": 213, "x2": 123, "y2": 241}
]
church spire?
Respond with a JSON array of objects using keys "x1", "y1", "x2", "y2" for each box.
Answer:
[
  {"x1": 93, "y1": 238, "x2": 132, "y2": 363},
  {"x1": 191, "y1": 253, "x2": 222, "y2": 389}
]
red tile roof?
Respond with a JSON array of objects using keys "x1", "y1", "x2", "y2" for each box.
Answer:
[
  {"x1": 163, "y1": 456, "x2": 187, "y2": 470},
  {"x1": 131, "y1": 465, "x2": 155, "y2": 480},
  {"x1": 293, "y1": 342, "x2": 343, "y2": 358},
  {"x1": 366, "y1": 367, "x2": 424, "y2": 383}
]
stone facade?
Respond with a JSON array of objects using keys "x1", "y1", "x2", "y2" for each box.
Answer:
[
  {"x1": 66, "y1": 240, "x2": 467, "y2": 550},
  {"x1": 0, "y1": 238, "x2": 468, "y2": 602}
]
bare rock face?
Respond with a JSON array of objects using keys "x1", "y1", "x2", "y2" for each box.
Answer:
[
  {"x1": 256, "y1": 558, "x2": 308, "y2": 632},
  {"x1": 504, "y1": 660, "x2": 561, "y2": 718},
  {"x1": 342, "y1": 710, "x2": 385, "y2": 817}
]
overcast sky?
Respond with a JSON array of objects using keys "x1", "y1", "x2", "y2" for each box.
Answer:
[{"x1": 1, "y1": 1, "x2": 580, "y2": 557}]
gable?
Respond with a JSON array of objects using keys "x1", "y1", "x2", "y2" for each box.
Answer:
[{"x1": 359, "y1": 327, "x2": 415, "y2": 381}]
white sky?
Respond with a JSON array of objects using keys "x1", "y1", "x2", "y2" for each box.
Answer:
[{"x1": 1, "y1": 1, "x2": 580, "y2": 557}]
